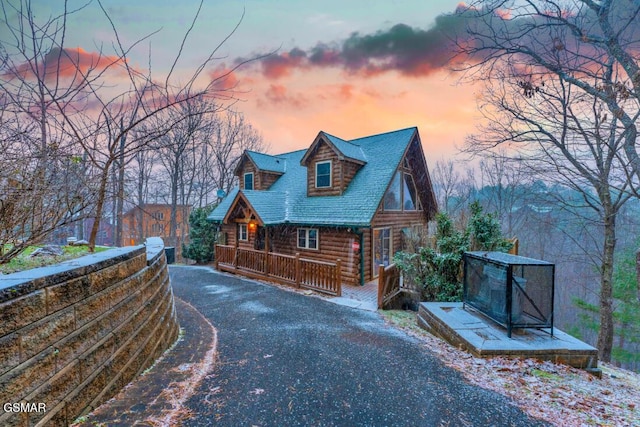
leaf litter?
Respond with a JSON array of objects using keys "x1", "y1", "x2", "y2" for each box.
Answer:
[{"x1": 381, "y1": 310, "x2": 640, "y2": 427}]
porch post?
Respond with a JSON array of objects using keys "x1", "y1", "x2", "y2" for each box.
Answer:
[
  {"x1": 377, "y1": 265, "x2": 385, "y2": 309},
  {"x1": 233, "y1": 223, "x2": 239, "y2": 271},
  {"x1": 295, "y1": 253, "x2": 301, "y2": 288},
  {"x1": 336, "y1": 259, "x2": 342, "y2": 297},
  {"x1": 264, "y1": 227, "x2": 270, "y2": 276}
]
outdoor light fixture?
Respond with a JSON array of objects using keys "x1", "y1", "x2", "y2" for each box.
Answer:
[{"x1": 248, "y1": 221, "x2": 257, "y2": 232}]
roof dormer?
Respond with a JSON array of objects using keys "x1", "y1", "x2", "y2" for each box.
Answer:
[
  {"x1": 300, "y1": 131, "x2": 367, "y2": 196},
  {"x1": 234, "y1": 151, "x2": 286, "y2": 190}
]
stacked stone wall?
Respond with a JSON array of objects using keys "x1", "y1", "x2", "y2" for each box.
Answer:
[{"x1": 0, "y1": 238, "x2": 179, "y2": 426}]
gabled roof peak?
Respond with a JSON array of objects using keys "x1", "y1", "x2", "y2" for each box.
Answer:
[
  {"x1": 301, "y1": 130, "x2": 368, "y2": 165},
  {"x1": 236, "y1": 150, "x2": 287, "y2": 175},
  {"x1": 349, "y1": 126, "x2": 417, "y2": 143},
  {"x1": 209, "y1": 126, "x2": 435, "y2": 226}
]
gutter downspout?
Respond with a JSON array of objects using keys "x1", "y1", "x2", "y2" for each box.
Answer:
[{"x1": 355, "y1": 228, "x2": 365, "y2": 286}]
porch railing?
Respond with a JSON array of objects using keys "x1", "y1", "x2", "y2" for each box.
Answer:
[
  {"x1": 377, "y1": 263, "x2": 417, "y2": 309},
  {"x1": 215, "y1": 245, "x2": 341, "y2": 296},
  {"x1": 378, "y1": 263, "x2": 401, "y2": 309}
]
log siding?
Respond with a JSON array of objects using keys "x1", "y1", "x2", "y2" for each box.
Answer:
[
  {"x1": 237, "y1": 161, "x2": 281, "y2": 190},
  {"x1": 306, "y1": 140, "x2": 363, "y2": 196},
  {"x1": 307, "y1": 143, "x2": 341, "y2": 196},
  {"x1": 268, "y1": 226, "x2": 361, "y2": 286},
  {"x1": 210, "y1": 127, "x2": 437, "y2": 289}
]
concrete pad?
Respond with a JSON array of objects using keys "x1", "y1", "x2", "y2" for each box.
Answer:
[
  {"x1": 330, "y1": 296, "x2": 377, "y2": 312},
  {"x1": 418, "y1": 302, "x2": 598, "y2": 370}
]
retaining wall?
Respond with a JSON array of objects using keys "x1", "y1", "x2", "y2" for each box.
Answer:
[{"x1": 0, "y1": 237, "x2": 179, "y2": 426}]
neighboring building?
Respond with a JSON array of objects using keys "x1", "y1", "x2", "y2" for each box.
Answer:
[
  {"x1": 51, "y1": 218, "x2": 115, "y2": 247},
  {"x1": 122, "y1": 204, "x2": 191, "y2": 255},
  {"x1": 208, "y1": 127, "x2": 437, "y2": 287}
]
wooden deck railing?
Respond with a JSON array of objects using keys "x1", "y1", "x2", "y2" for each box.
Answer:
[
  {"x1": 215, "y1": 245, "x2": 341, "y2": 296},
  {"x1": 300, "y1": 258, "x2": 342, "y2": 296},
  {"x1": 377, "y1": 263, "x2": 419, "y2": 309},
  {"x1": 267, "y1": 252, "x2": 297, "y2": 283},
  {"x1": 378, "y1": 263, "x2": 401, "y2": 309},
  {"x1": 236, "y1": 248, "x2": 267, "y2": 274},
  {"x1": 216, "y1": 244, "x2": 236, "y2": 267}
]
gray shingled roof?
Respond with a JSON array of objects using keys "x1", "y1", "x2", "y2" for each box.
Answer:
[
  {"x1": 209, "y1": 127, "x2": 419, "y2": 227},
  {"x1": 245, "y1": 151, "x2": 287, "y2": 174},
  {"x1": 323, "y1": 132, "x2": 367, "y2": 163}
]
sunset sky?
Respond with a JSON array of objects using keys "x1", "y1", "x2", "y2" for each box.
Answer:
[{"x1": 22, "y1": 0, "x2": 481, "y2": 161}]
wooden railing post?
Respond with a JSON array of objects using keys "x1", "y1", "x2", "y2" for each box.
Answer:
[
  {"x1": 264, "y1": 251, "x2": 270, "y2": 277},
  {"x1": 214, "y1": 245, "x2": 220, "y2": 270},
  {"x1": 233, "y1": 247, "x2": 239, "y2": 271},
  {"x1": 295, "y1": 253, "x2": 301, "y2": 288},
  {"x1": 509, "y1": 237, "x2": 519, "y2": 255},
  {"x1": 377, "y1": 265, "x2": 385, "y2": 309},
  {"x1": 336, "y1": 259, "x2": 342, "y2": 297}
]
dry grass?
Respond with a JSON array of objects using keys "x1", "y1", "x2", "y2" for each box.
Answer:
[{"x1": 0, "y1": 244, "x2": 109, "y2": 274}]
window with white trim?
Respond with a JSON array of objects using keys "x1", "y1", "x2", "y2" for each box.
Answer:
[
  {"x1": 244, "y1": 172, "x2": 254, "y2": 190},
  {"x1": 315, "y1": 161, "x2": 332, "y2": 188},
  {"x1": 238, "y1": 223, "x2": 248, "y2": 241},
  {"x1": 297, "y1": 228, "x2": 318, "y2": 250}
]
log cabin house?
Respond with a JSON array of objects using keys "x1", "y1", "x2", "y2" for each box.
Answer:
[{"x1": 208, "y1": 127, "x2": 437, "y2": 296}]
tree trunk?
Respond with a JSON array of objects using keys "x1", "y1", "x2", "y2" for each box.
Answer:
[
  {"x1": 88, "y1": 162, "x2": 112, "y2": 252},
  {"x1": 137, "y1": 177, "x2": 145, "y2": 244},
  {"x1": 115, "y1": 130, "x2": 126, "y2": 247},
  {"x1": 597, "y1": 209, "x2": 616, "y2": 362},
  {"x1": 636, "y1": 249, "x2": 640, "y2": 303},
  {"x1": 169, "y1": 158, "x2": 179, "y2": 249}
]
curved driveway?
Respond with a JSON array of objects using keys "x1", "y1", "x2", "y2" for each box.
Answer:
[{"x1": 170, "y1": 266, "x2": 547, "y2": 427}]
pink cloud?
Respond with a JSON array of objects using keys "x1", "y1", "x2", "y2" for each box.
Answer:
[
  {"x1": 7, "y1": 47, "x2": 126, "y2": 81},
  {"x1": 260, "y1": 48, "x2": 307, "y2": 79},
  {"x1": 209, "y1": 64, "x2": 240, "y2": 91},
  {"x1": 262, "y1": 84, "x2": 308, "y2": 108}
]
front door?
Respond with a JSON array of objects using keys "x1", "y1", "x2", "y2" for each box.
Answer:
[
  {"x1": 255, "y1": 226, "x2": 265, "y2": 251},
  {"x1": 373, "y1": 227, "x2": 391, "y2": 277}
]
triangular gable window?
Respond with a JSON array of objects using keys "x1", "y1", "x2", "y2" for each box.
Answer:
[
  {"x1": 403, "y1": 174, "x2": 417, "y2": 210},
  {"x1": 383, "y1": 172, "x2": 402, "y2": 210},
  {"x1": 383, "y1": 171, "x2": 421, "y2": 211}
]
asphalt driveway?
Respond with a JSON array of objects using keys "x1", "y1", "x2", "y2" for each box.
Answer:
[{"x1": 169, "y1": 266, "x2": 547, "y2": 427}]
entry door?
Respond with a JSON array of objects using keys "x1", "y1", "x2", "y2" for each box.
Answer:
[
  {"x1": 255, "y1": 226, "x2": 265, "y2": 251},
  {"x1": 373, "y1": 227, "x2": 391, "y2": 277}
]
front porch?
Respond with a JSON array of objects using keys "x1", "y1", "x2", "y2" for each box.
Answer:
[
  {"x1": 215, "y1": 244, "x2": 343, "y2": 296},
  {"x1": 214, "y1": 245, "x2": 409, "y2": 309}
]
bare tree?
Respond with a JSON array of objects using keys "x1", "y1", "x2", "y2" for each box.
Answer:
[
  {"x1": 210, "y1": 110, "x2": 266, "y2": 198},
  {"x1": 458, "y1": 0, "x2": 640, "y2": 361},
  {"x1": 127, "y1": 101, "x2": 265, "y2": 253},
  {"x1": 146, "y1": 95, "x2": 221, "y2": 249},
  {"x1": 0, "y1": 1, "x2": 96, "y2": 261},
  {"x1": 0, "y1": 0, "x2": 261, "y2": 257},
  {"x1": 432, "y1": 159, "x2": 478, "y2": 228},
  {"x1": 0, "y1": 114, "x2": 91, "y2": 261},
  {"x1": 128, "y1": 147, "x2": 157, "y2": 243},
  {"x1": 432, "y1": 159, "x2": 461, "y2": 215},
  {"x1": 478, "y1": 151, "x2": 530, "y2": 236}
]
